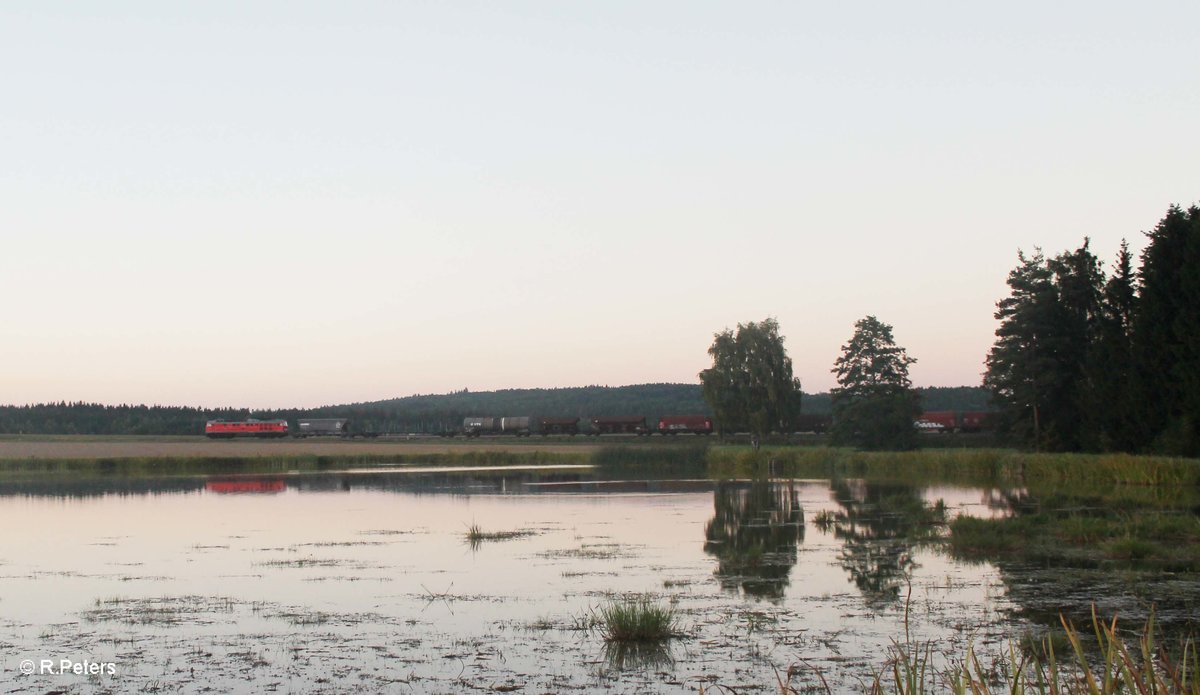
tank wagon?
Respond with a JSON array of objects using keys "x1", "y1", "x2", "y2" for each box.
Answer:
[
  {"x1": 462, "y1": 416, "x2": 535, "y2": 437},
  {"x1": 204, "y1": 419, "x2": 289, "y2": 439}
]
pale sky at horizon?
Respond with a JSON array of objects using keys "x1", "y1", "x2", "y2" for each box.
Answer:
[{"x1": 3, "y1": 2, "x2": 1198, "y2": 409}]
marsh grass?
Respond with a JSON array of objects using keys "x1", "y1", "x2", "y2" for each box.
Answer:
[
  {"x1": 591, "y1": 443, "x2": 711, "y2": 478},
  {"x1": 948, "y1": 609, "x2": 1200, "y2": 695},
  {"x1": 950, "y1": 508, "x2": 1200, "y2": 571},
  {"x1": 748, "y1": 608, "x2": 1200, "y2": 695},
  {"x1": 598, "y1": 599, "x2": 681, "y2": 642},
  {"x1": 464, "y1": 523, "x2": 536, "y2": 548},
  {"x1": 705, "y1": 447, "x2": 1018, "y2": 484},
  {"x1": 704, "y1": 447, "x2": 1200, "y2": 496}
]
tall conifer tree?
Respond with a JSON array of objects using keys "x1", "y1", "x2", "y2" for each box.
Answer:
[
  {"x1": 830, "y1": 316, "x2": 920, "y2": 450},
  {"x1": 1135, "y1": 205, "x2": 1200, "y2": 455}
]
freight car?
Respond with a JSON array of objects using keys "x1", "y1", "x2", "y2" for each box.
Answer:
[
  {"x1": 915, "y1": 411, "x2": 991, "y2": 433},
  {"x1": 462, "y1": 416, "x2": 536, "y2": 437},
  {"x1": 295, "y1": 418, "x2": 349, "y2": 437},
  {"x1": 590, "y1": 416, "x2": 650, "y2": 435},
  {"x1": 463, "y1": 415, "x2": 670, "y2": 436},
  {"x1": 539, "y1": 417, "x2": 580, "y2": 436},
  {"x1": 462, "y1": 416, "x2": 582, "y2": 437},
  {"x1": 657, "y1": 415, "x2": 713, "y2": 435},
  {"x1": 204, "y1": 419, "x2": 289, "y2": 439}
]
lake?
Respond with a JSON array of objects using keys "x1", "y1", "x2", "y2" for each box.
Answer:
[{"x1": 0, "y1": 462, "x2": 1193, "y2": 693}]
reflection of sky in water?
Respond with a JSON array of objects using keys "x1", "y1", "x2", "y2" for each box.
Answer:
[{"x1": 0, "y1": 472, "x2": 1022, "y2": 692}]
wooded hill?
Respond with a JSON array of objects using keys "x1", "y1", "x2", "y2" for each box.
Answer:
[{"x1": 0, "y1": 384, "x2": 990, "y2": 436}]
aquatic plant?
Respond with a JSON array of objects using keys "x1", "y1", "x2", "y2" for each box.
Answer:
[
  {"x1": 741, "y1": 608, "x2": 1200, "y2": 695},
  {"x1": 948, "y1": 609, "x2": 1200, "y2": 695},
  {"x1": 464, "y1": 523, "x2": 536, "y2": 549},
  {"x1": 598, "y1": 598, "x2": 681, "y2": 642}
]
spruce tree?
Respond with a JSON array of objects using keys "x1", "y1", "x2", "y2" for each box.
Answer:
[
  {"x1": 1135, "y1": 205, "x2": 1200, "y2": 455},
  {"x1": 830, "y1": 316, "x2": 920, "y2": 450},
  {"x1": 984, "y1": 250, "x2": 1060, "y2": 449},
  {"x1": 1081, "y1": 240, "x2": 1138, "y2": 451}
]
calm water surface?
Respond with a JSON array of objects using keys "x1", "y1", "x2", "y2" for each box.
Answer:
[{"x1": 0, "y1": 466, "x2": 1090, "y2": 693}]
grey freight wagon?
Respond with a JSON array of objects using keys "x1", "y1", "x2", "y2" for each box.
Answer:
[{"x1": 295, "y1": 418, "x2": 349, "y2": 437}]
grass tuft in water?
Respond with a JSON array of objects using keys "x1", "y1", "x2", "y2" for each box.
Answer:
[
  {"x1": 464, "y1": 523, "x2": 536, "y2": 548},
  {"x1": 598, "y1": 598, "x2": 680, "y2": 642}
]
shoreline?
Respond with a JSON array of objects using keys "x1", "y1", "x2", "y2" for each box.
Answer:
[{"x1": 0, "y1": 435, "x2": 604, "y2": 461}]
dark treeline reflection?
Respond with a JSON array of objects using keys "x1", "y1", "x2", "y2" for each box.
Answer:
[
  {"x1": 0, "y1": 478, "x2": 207, "y2": 499},
  {"x1": 704, "y1": 481, "x2": 805, "y2": 600},
  {"x1": 818, "y1": 479, "x2": 946, "y2": 607}
]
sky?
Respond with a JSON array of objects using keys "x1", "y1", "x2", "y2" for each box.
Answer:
[{"x1": 2, "y1": 2, "x2": 1198, "y2": 409}]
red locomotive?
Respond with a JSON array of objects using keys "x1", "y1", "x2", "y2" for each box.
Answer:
[{"x1": 204, "y1": 419, "x2": 289, "y2": 439}]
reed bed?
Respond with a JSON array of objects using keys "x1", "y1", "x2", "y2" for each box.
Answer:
[
  {"x1": 709, "y1": 608, "x2": 1200, "y2": 694},
  {"x1": 704, "y1": 446, "x2": 1200, "y2": 492}
]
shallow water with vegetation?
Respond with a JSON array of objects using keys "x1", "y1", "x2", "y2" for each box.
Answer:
[{"x1": 0, "y1": 447, "x2": 1197, "y2": 693}]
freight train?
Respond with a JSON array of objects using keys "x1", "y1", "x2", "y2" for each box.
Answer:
[
  {"x1": 204, "y1": 418, "x2": 377, "y2": 439},
  {"x1": 205, "y1": 411, "x2": 988, "y2": 439},
  {"x1": 461, "y1": 415, "x2": 714, "y2": 437}
]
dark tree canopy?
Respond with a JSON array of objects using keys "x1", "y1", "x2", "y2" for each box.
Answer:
[
  {"x1": 985, "y1": 204, "x2": 1200, "y2": 455},
  {"x1": 984, "y1": 242, "x2": 1104, "y2": 451},
  {"x1": 699, "y1": 318, "x2": 802, "y2": 437},
  {"x1": 1080, "y1": 240, "x2": 1139, "y2": 451},
  {"x1": 1134, "y1": 205, "x2": 1200, "y2": 455},
  {"x1": 830, "y1": 316, "x2": 921, "y2": 450}
]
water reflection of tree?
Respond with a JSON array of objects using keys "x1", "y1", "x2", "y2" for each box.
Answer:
[
  {"x1": 703, "y1": 481, "x2": 805, "y2": 600},
  {"x1": 819, "y1": 479, "x2": 945, "y2": 607}
]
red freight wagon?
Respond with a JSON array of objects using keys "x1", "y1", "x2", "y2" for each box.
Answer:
[
  {"x1": 657, "y1": 415, "x2": 713, "y2": 435},
  {"x1": 204, "y1": 419, "x2": 289, "y2": 439},
  {"x1": 915, "y1": 411, "x2": 957, "y2": 432}
]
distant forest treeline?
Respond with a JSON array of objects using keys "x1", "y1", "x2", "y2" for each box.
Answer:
[{"x1": 0, "y1": 384, "x2": 990, "y2": 436}]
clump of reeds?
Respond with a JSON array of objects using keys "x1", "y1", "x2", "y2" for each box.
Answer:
[
  {"x1": 948, "y1": 608, "x2": 1200, "y2": 695},
  {"x1": 598, "y1": 599, "x2": 681, "y2": 642},
  {"x1": 753, "y1": 607, "x2": 1200, "y2": 695},
  {"x1": 464, "y1": 523, "x2": 535, "y2": 548}
]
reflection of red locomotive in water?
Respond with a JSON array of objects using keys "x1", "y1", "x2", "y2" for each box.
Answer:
[
  {"x1": 204, "y1": 419, "x2": 289, "y2": 439},
  {"x1": 205, "y1": 479, "x2": 287, "y2": 493}
]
